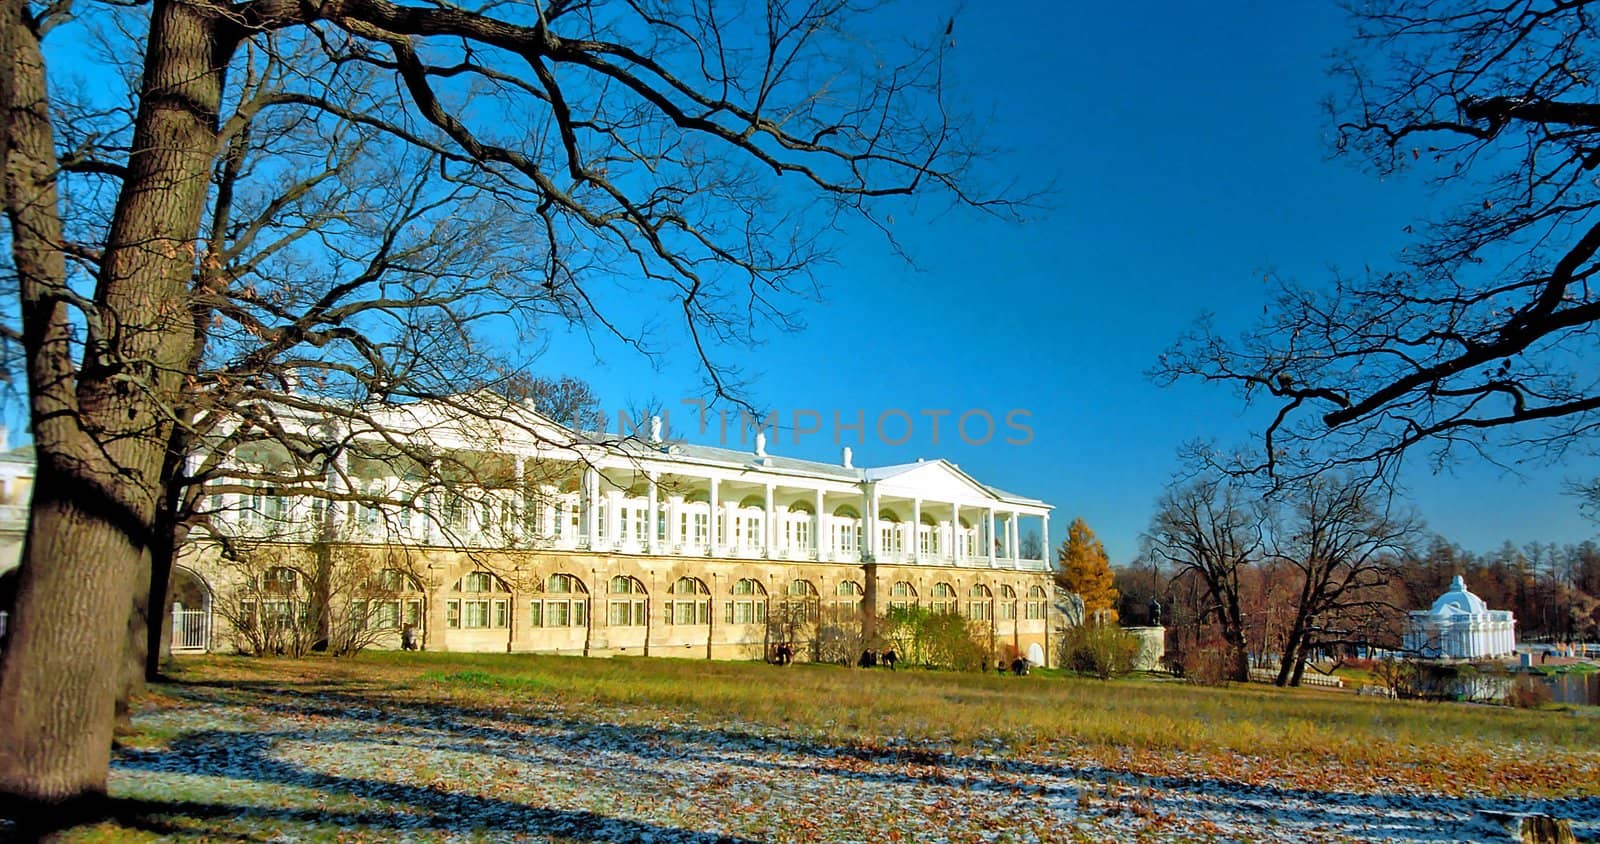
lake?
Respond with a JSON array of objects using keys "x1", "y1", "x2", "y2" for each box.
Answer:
[{"x1": 1543, "y1": 671, "x2": 1600, "y2": 706}]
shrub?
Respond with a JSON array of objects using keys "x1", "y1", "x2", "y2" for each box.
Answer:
[
  {"x1": 1058, "y1": 623, "x2": 1141, "y2": 680},
  {"x1": 1505, "y1": 674, "x2": 1553, "y2": 709},
  {"x1": 1162, "y1": 639, "x2": 1236, "y2": 686},
  {"x1": 877, "y1": 606, "x2": 992, "y2": 671}
]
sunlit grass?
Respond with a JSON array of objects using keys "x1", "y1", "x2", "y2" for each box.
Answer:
[{"x1": 162, "y1": 649, "x2": 1600, "y2": 797}]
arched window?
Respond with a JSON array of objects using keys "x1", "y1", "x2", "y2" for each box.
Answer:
[
  {"x1": 783, "y1": 579, "x2": 819, "y2": 623},
  {"x1": 665, "y1": 577, "x2": 710, "y2": 626},
  {"x1": 878, "y1": 509, "x2": 904, "y2": 555},
  {"x1": 830, "y1": 580, "x2": 863, "y2": 622},
  {"x1": 966, "y1": 584, "x2": 993, "y2": 621},
  {"x1": 260, "y1": 566, "x2": 301, "y2": 596},
  {"x1": 531, "y1": 573, "x2": 588, "y2": 628},
  {"x1": 448, "y1": 570, "x2": 509, "y2": 629},
  {"x1": 733, "y1": 495, "x2": 766, "y2": 552},
  {"x1": 726, "y1": 577, "x2": 768, "y2": 625},
  {"x1": 786, "y1": 579, "x2": 818, "y2": 598},
  {"x1": 1026, "y1": 584, "x2": 1048, "y2": 620},
  {"x1": 246, "y1": 566, "x2": 306, "y2": 633},
  {"x1": 782, "y1": 502, "x2": 814, "y2": 552},
  {"x1": 958, "y1": 517, "x2": 976, "y2": 557},
  {"x1": 1000, "y1": 584, "x2": 1018, "y2": 620},
  {"x1": 919, "y1": 513, "x2": 941, "y2": 556},
  {"x1": 889, "y1": 580, "x2": 916, "y2": 611},
  {"x1": 931, "y1": 582, "x2": 957, "y2": 614},
  {"x1": 354, "y1": 568, "x2": 423, "y2": 631},
  {"x1": 677, "y1": 500, "x2": 711, "y2": 550},
  {"x1": 831, "y1": 506, "x2": 862, "y2": 556},
  {"x1": 608, "y1": 575, "x2": 647, "y2": 626}
]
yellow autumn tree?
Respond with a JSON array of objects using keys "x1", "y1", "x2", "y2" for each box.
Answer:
[{"x1": 1055, "y1": 517, "x2": 1119, "y2": 623}]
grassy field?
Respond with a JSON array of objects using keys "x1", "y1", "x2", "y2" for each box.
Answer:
[{"x1": 43, "y1": 652, "x2": 1600, "y2": 841}]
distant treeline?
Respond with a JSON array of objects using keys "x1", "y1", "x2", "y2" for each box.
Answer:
[{"x1": 1116, "y1": 536, "x2": 1600, "y2": 656}]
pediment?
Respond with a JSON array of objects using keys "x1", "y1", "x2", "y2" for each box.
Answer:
[{"x1": 870, "y1": 460, "x2": 1003, "y2": 506}]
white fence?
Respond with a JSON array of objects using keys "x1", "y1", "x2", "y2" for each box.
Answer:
[
  {"x1": 173, "y1": 608, "x2": 211, "y2": 652},
  {"x1": 1249, "y1": 668, "x2": 1344, "y2": 688}
]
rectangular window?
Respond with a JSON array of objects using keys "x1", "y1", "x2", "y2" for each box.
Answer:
[
  {"x1": 549, "y1": 601, "x2": 570, "y2": 627},
  {"x1": 465, "y1": 600, "x2": 489, "y2": 628},
  {"x1": 447, "y1": 599, "x2": 461, "y2": 629},
  {"x1": 375, "y1": 601, "x2": 399, "y2": 629},
  {"x1": 529, "y1": 601, "x2": 543, "y2": 628},
  {"x1": 609, "y1": 600, "x2": 644, "y2": 627},
  {"x1": 404, "y1": 600, "x2": 421, "y2": 627},
  {"x1": 494, "y1": 599, "x2": 508, "y2": 628}
]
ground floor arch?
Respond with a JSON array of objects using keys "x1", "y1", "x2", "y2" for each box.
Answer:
[{"x1": 170, "y1": 565, "x2": 215, "y2": 653}]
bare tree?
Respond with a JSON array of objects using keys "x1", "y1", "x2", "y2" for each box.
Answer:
[
  {"x1": 1266, "y1": 475, "x2": 1419, "y2": 686},
  {"x1": 1155, "y1": 1, "x2": 1600, "y2": 481},
  {"x1": 1142, "y1": 475, "x2": 1263, "y2": 682},
  {"x1": 0, "y1": 0, "x2": 1015, "y2": 819}
]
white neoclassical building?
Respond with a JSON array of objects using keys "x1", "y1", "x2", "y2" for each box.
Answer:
[
  {"x1": 0, "y1": 396, "x2": 1059, "y2": 665},
  {"x1": 1403, "y1": 575, "x2": 1517, "y2": 660}
]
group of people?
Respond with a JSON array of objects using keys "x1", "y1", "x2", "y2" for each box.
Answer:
[
  {"x1": 770, "y1": 644, "x2": 1027, "y2": 674},
  {"x1": 857, "y1": 648, "x2": 899, "y2": 670}
]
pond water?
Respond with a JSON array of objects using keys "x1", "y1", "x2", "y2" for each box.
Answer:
[{"x1": 1543, "y1": 672, "x2": 1600, "y2": 706}]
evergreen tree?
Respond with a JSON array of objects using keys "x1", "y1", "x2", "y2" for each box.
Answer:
[{"x1": 1055, "y1": 518, "x2": 1119, "y2": 623}]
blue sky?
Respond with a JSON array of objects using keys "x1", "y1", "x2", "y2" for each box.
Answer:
[
  {"x1": 530, "y1": 1, "x2": 1600, "y2": 563},
  {"x1": 15, "y1": 2, "x2": 1595, "y2": 564}
]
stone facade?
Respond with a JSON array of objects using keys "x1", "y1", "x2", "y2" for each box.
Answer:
[{"x1": 1, "y1": 397, "x2": 1058, "y2": 664}]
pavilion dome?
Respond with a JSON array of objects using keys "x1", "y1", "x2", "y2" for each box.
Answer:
[{"x1": 1428, "y1": 575, "x2": 1488, "y2": 616}]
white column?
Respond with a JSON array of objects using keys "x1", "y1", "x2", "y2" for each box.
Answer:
[
  {"x1": 708, "y1": 477, "x2": 720, "y2": 553},
  {"x1": 325, "y1": 448, "x2": 349, "y2": 535},
  {"x1": 814, "y1": 487, "x2": 826, "y2": 561},
  {"x1": 764, "y1": 483, "x2": 776, "y2": 557},
  {"x1": 951, "y1": 503, "x2": 961, "y2": 565},
  {"x1": 606, "y1": 489, "x2": 623, "y2": 548},
  {"x1": 583, "y1": 467, "x2": 599, "y2": 546},
  {"x1": 426, "y1": 461, "x2": 443, "y2": 544},
  {"x1": 911, "y1": 498, "x2": 922, "y2": 562},
  {"x1": 1040, "y1": 512, "x2": 1050, "y2": 568},
  {"x1": 647, "y1": 471, "x2": 660, "y2": 553},
  {"x1": 986, "y1": 508, "x2": 996, "y2": 567},
  {"x1": 513, "y1": 456, "x2": 527, "y2": 540},
  {"x1": 867, "y1": 484, "x2": 881, "y2": 561},
  {"x1": 1009, "y1": 512, "x2": 1020, "y2": 567},
  {"x1": 667, "y1": 495, "x2": 683, "y2": 550}
]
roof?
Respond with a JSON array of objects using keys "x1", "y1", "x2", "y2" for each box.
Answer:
[
  {"x1": 619, "y1": 438, "x2": 864, "y2": 482},
  {"x1": 1428, "y1": 575, "x2": 1490, "y2": 616}
]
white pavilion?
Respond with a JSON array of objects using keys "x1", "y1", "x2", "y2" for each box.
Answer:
[{"x1": 1403, "y1": 575, "x2": 1516, "y2": 660}]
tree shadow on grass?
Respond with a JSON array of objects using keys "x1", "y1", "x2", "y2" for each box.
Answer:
[
  {"x1": 112, "y1": 727, "x2": 755, "y2": 843},
  {"x1": 119, "y1": 676, "x2": 1600, "y2": 843}
]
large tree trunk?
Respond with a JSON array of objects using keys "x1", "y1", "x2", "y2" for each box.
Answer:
[
  {"x1": 142, "y1": 487, "x2": 192, "y2": 682},
  {"x1": 1221, "y1": 594, "x2": 1250, "y2": 683},
  {"x1": 0, "y1": 0, "x2": 232, "y2": 821}
]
